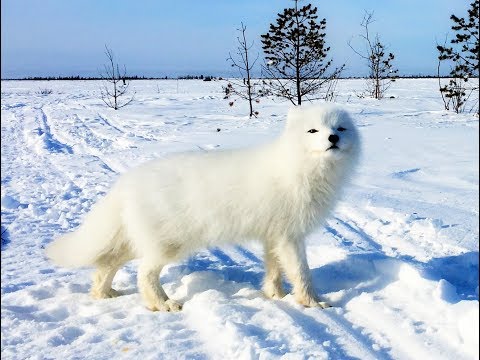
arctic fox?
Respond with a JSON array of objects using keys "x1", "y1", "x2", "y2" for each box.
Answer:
[{"x1": 46, "y1": 104, "x2": 360, "y2": 311}]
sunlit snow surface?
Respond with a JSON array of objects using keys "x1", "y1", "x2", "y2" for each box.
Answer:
[{"x1": 1, "y1": 79, "x2": 478, "y2": 359}]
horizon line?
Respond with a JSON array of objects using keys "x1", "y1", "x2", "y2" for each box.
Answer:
[{"x1": 1, "y1": 74, "x2": 448, "y2": 81}]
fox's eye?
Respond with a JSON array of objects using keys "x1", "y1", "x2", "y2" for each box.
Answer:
[
  {"x1": 307, "y1": 129, "x2": 318, "y2": 133},
  {"x1": 337, "y1": 127, "x2": 346, "y2": 132}
]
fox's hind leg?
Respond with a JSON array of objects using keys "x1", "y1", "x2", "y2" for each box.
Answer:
[
  {"x1": 91, "y1": 264, "x2": 123, "y2": 299},
  {"x1": 91, "y1": 240, "x2": 133, "y2": 299},
  {"x1": 124, "y1": 211, "x2": 183, "y2": 311},
  {"x1": 137, "y1": 259, "x2": 182, "y2": 312}
]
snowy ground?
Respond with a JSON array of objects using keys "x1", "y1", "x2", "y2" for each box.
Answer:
[{"x1": 1, "y1": 79, "x2": 478, "y2": 360}]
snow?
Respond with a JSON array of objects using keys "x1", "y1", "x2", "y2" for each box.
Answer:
[{"x1": 1, "y1": 78, "x2": 478, "y2": 359}]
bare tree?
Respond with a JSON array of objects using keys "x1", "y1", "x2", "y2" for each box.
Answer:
[
  {"x1": 100, "y1": 45, "x2": 135, "y2": 110},
  {"x1": 349, "y1": 11, "x2": 398, "y2": 99},
  {"x1": 223, "y1": 23, "x2": 265, "y2": 118},
  {"x1": 260, "y1": 0, "x2": 344, "y2": 106}
]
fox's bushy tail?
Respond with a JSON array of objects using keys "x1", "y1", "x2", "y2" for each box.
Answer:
[{"x1": 46, "y1": 188, "x2": 123, "y2": 268}]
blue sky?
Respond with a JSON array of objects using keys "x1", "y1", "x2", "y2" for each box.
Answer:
[{"x1": 1, "y1": 0, "x2": 472, "y2": 78}]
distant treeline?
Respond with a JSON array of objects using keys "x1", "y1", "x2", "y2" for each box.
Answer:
[
  {"x1": 3, "y1": 75, "x2": 168, "y2": 81},
  {"x1": 2, "y1": 74, "x2": 220, "y2": 81},
  {"x1": 2, "y1": 74, "x2": 448, "y2": 81}
]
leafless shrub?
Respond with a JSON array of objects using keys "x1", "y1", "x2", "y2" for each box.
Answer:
[
  {"x1": 99, "y1": 45, "x2": 135, "y2": 110},
  {"x1": 349, "y1": 11, "x2": 398, "y2": 99},
  {"x1": 223, "y1": 23, "x2": 265, "y2": 118}
]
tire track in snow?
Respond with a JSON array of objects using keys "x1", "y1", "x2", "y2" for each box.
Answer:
[
  {"x1": 34, "y1": 107, "x2": 129, "y2": 200},
  {"x1": 41, "y1": 105, "x2": 129, "y2": 175},
  {"x1": 9, "y1": 103, "x2": 114, "y2": 240},
  {"x1": 280, "y1": 304, "x2": 390, "y2": 360},
  {"x1": 36, "y1": 107, "x2": 74, "y2": 154},
  {"x1": 336, "y1": 204, "x2": 468, "y2": 261},
  {"x1": 24, "y1": 106, "x2": 114, "y2": 197},
  {"x1": 326, "y1": 216, "x2": 383, "y2": 253},
  {"x1": 1, "y1": 105, "x2": 89, "y2": 287}
]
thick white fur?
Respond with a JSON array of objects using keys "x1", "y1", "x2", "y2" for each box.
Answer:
[{"x1": 46, "y1": 104, "x2": 360, "y2": 311}]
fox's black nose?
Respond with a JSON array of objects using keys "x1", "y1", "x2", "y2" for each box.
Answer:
[{"x1": 328, "y1": 134, "x2": 339, "y2": 144}]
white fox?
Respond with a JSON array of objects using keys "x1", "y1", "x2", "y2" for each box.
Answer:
[{"x1": 46, "y1": 104, "x2": 360, "y2": 312}]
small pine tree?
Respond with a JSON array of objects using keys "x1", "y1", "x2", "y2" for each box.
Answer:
[
  {"x1": 260, "y1": 0, "x2": 344, "y2": 106},
  {"x1": 437, "y1": 0, "x2": 479, "y2": 114}
]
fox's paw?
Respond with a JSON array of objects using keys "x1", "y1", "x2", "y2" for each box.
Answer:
[
  {"x1": 295, "y1": 295, "x2": 331, "y2": 309},
  {"x1": 91, "y1": 288, "x2": 121, "y2": 299},
  {"x1": 147, "y1": 299, "x2": 183, "y2": 312}
]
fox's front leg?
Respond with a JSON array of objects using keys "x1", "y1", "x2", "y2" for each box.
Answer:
[
  {"x1": 262, "y1": 241, "x2": 286, "y2": 299},
  {"x1": 275, "y1": 237, "x2": 330, "y2": 308}
]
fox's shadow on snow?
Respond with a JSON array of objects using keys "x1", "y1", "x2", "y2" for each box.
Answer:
[
  {"x1": 83, "y1": 237, "x2": 477, "y2": 306},
  {"x1": 163, "y1": 240, "x2": 478, "y2": 306},
  {"x1": 67, "y1": 224, "x2": 477, "y2": 309},
  {"x1": 157, "y1": 239, "x2": 479, "y2": 307}
]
